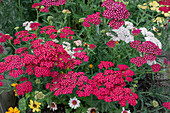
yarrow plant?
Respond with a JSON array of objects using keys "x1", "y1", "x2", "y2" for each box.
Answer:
[{"x1": 0, "y1": 0, "x2": 169, "y2": 113}]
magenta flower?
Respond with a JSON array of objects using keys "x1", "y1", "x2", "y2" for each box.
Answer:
[{"x1": 151, "y1": 64, "x2": 161, "y2": 72}]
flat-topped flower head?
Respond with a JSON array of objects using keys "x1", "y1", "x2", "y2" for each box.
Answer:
[{"x1": 68, "y1": 97, "x2": 80, "y2": 109}]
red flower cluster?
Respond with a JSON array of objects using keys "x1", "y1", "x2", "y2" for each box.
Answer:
[
  {"x1": 83, "y1": 12, "x2": 102, "y2": 27},
  {"x1": 130, "y1": 41, "x2": 162, "y2": 68},
  {"x1": 14, "y1": 31, "x2": 37, "y2": 45},
  {"x1": 47, "y1": 62, "x2": 137, "y2": 107},
  {"x1": 151, "y1": 64, "x2": 161, "y2": 72},
  {"x1": 89, "y1": 44, "x2": 96, "y2": 49},
  {"x1": 0, "y1": 45, "x2": 3, "y2": 54},
  {"x1": 132, "y1": 29, "x2": 141, "y2": 36},
  {"x1": 163, "y1": 102, "x2": 170, "y2": 109},
  {"x1": 98, "y1": 61, "x2": 114, "y2": 69},
  {"x1": 32, "y1": 0, "x2": 67, "y2": 12},
  {"x1": 101, "y1": 0, "x2": 130, "y2": 29},
  {"x1": 40, "y1": 26, "x2": 74, "y2": 40},
  {"x1": 59, "y1": 27, "x2": 75, "y2": 40},
  {"x1": 130, "y1": 40, "x2": 141, "y2": 48},
  {"x1": 106, "y1": 40, "x2": 117, "y2": 48},
  {"x1": 73, "y1": 47, "x2": 89, "y2": 62},
  {"x1": 30, "y1": 22, "x2": 41, "y2": 30},
  {"x1": 78, "y1": 63, "x2": 138, "y2": 107},
  {"x1": 0, "y1": 75, "x2": 4, "y2": 86},
  {"x1": 49, "y1": 71, "x2": 86, "y2": 96},
  {"x1": 159, "y1": 0, "x2": 170, "y2": 13},
  {"x1": 0, "y1": 33, "x2": 13, "y2": 43},
  {"x1": 16, "y1": 81, "x2": 33, "y2": 96}
]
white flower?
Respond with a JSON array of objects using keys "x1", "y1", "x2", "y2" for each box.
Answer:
[
  {"x1": 47, "y1": 102, "x2": 57, "y2": 111},
  {"x1": 107, "y1": 26, "x2": 134, "y2": 43},
  {"x1": 68, "y1": 97, "x2": 80, "y2": 109},
  {"x1": 52, "y1": 39, "x2": 59, "y2": 43},
  {"x1": 87, "y1": 107, "x2": 99, "y2": 113},
  {"x1": 153, "y1": 26, "x2": 159, "y2": 32},
  {"x1": 147, "y1": 60, "x2": 157, "y2": 66},
  {"x1": 144, "y1": 36, "x2": 162, "y2": 49},
  {"x1": 74, "y1": 40, "x2": 82, "y2": 46},
  {"x1": 145, "y1": 31, "x2": 154, "y2": 37},
  {"x1": 125, "y1": 21, "x2": 134, "y2": 30},
  {"x1": 121, "y1": 107, "x2": 131, "y2": 113},
  {"x1": 139, "y1": 27, "x2": 148, "y2": 36},
  {"x1": 23, "y1": 21, "x2": 34, "y2": 31}
]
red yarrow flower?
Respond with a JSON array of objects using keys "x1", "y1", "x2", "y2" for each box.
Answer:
[
  {"x1": 30, "y1": 22, "x2": 41, "y2": 30},
  {"x1": 163, "y1": 102, "x2": 170, "y2": 109},
  {"x1": 151, "y1": 64, "x2": 161, "y2": 72},
  {"x1": 132, "y1": 29, "x2": 141, "y2": 36},
  {"x1": 106, "y1": 40, "x2": 116, "y2": 48}
]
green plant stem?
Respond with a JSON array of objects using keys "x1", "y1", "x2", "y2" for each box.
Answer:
[
  {"x1": 36, "y1": 9, "x2": 39, "y2": 22},
  {"x1": 8, "y1": 40, "x2": 16, "y2": 50},
  {"x1": 62, "y1": 14, "x2": 68, "y2": 27},
  {"x1": 18, "y1": 0, "x2": 22, "y2": 19}
]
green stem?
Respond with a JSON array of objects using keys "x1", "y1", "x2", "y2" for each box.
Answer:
[
  {"x1": 8, "y1": 40, "x2": 16, "y2": 50},
  {"x1": 36, "y1": 9, "x2": 39, "y2": 22},
  {"x1": 62, "y1": 14, "x2": 68, "y2": 27},
  {"x1": 18, "y1": 0, "x2": 22, "y2": 19}
]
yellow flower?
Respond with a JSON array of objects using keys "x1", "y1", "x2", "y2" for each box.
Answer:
[
  {"x1": 13, "y1": 90, "x2": 17, "y2": 96},
  {"x1": 11, "y1": 83, "x2": 18, "y2": 87},
  {"x1": 34, "y1": 91, "x2": 45, "y2": 100},
  {"x1": 35, "y1": 79, "x2": 41, "y2": 84},
  {"x1": 153, "y1": 17, "x2": 165, "y2": 23},
  {"x1": 29, "y1": 100, "x2": 41, "y2": 112},
  {"x1": 149, "y1": 1, "x2": 159, "y2": 7},
  {"x1": 6, "y1": 107, "x2": 20, "y2": 113},
  {"x1": 14, "y1": 27, "x2": 19, "y2": 30},
  {"x1": 79, "y1": 18, "x2": 85, "y2": 23},
  {"x1": 152, "y1": 100, "x2": 159, "y2": 107},
  {"x1": 162, "y1": 11, "x2": 170, "y2": 17},
  {"x1": 101, "y1": 30, "x2": 106, "y2": 33},
  {"x1": 137, "y1": 3, "x2": 148, "y2": 9},
  {"x1": 89, "y1": 64, "x2": 93, "y2": 68},
  {"x1": 157, "y1": 33, "x2": 161, "y2": 36},
  {"x1": 133, "y1": 84, "x2": 137, "y2": 88},
  {"x1": 62, "y1": 9, "x2": 71, "y2": 14}
]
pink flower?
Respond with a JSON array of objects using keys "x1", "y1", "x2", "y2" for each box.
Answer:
[
  {"x1": 98, "y1": 61, "x2": 114, "y2": 69},
  {"x1": 89, "y1": 44, "x2": 96, "y2": 49},
  {"x1": 32, "y1": 3, "x2": 41, "y2": 9},
  {"x1": 0, "y1": 75, "x2": 4, "y2": 80},
  {"x1": 109, "y1": 19, "x2": 125, "y2": 29},
  {"x1": 0, "y1": 45, "x2": 4, "y2": 54},
  {"x1": 130, "y1": 40, "x2": 141, "y2": 48},
  {"x1": 74, "y1": 40, "x2": 82, "y2": 46},
  {"x1": 131, "y1": 29, "x2": 141, "y2": 36},
  {"x1": 163, "y1": 102, "x2": 170, "y2": 109},
  {"x1": 30, "y1": 22, "x2": 41, "y2": 30},
  {"x1": 19, "y1": 77, "x2": 28, "y2": 82},
  {"x1": 106, "y1": 40, "x2": 116, "y2": 48},
  {"x1": 0, "y1": 81, "x2": 3, "y2": 86},
  {"x1": 16, "y1": 81, "x2": 33, "y2": 96},
  {"x1": 83, "y1": 12, "x2": 101, "y2": 27},
  {"x1": 151, "y1": 64, "x2": 161, "y2": 72}
]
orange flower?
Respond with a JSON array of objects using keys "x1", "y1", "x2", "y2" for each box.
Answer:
[
  {"x1": 89, "y1": 64, "x2": 93, "y2": 68},
  {"x1": 6, "y1": 107, "x2": 20, "y2": 113}
]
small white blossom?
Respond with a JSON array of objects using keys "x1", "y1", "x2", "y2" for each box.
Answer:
[{"x1": 68, "y1": 97, "x2": 80, "y2": 109}]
